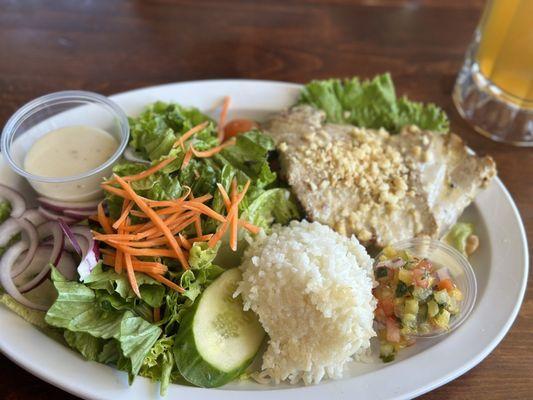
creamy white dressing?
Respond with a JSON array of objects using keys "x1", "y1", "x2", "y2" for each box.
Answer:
[{"x1": 24, "y1": 125, "x2": 118, "y2": 178}]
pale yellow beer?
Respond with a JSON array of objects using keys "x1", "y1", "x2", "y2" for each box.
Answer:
[{"x1": 476, "y1": 0, "x2": 533, "y2": 105}]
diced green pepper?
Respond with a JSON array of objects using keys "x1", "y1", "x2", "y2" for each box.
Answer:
[
  {"x1": 412, "y1": 286, "x2": 432, "y2": 301},
  {"x1": 433, "y1": 289, "x2": 450, "y2": 305}
]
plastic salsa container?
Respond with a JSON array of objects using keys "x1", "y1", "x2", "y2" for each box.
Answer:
[{"x1": 373, "y1": 237, "x2": 477, "y2": 362}]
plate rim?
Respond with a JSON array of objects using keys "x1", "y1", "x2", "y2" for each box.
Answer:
[{"x1": 0, "y1": 79, "x2": 529, "y2": 400}]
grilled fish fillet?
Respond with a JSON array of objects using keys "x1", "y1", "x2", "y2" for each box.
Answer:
[{"x1": 264, "y1": 105, "x2": 496, "y2": 246}]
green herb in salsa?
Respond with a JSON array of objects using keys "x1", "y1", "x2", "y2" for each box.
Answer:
[{"x1": 373, "y1": 246, "x2": 463, "y2": 362}]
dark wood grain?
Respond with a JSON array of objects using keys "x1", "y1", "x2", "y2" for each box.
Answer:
[{"x1": 0, "y1": 0, "x2": 531, "y2": 399}]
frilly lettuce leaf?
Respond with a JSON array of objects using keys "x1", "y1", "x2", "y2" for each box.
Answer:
[{"x1": 298, "y1": 73, "x2": 449, "y2": 133}]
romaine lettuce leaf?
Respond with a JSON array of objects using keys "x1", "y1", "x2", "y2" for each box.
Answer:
[
  {"x1": 298, "y1": 73, "x2": 449, "y2": 133},
  {"x1": 83, "y1": 263, "x2": 165, "y2": 308},
  {"x1": 218, "y1": 130, "x2": 276, "y2": 188},
  {"x1": 46, "y1": 268, "x2": 162, "y2": 375},
  {"x1": 129, "y1": 102, "x2": 216, "y2": 161},
  {"x1": 245, "y1": 188, "x2": 301, "y2": 231}
]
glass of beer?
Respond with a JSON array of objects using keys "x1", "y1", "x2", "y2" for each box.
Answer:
[{"x1": 453, "y1": 0, "x2": 533, "y2": 146}]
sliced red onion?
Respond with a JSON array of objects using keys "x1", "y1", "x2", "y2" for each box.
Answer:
[
  {"x1": 58, "y1": 219, "x2": 82, "y2": 256},
  {"x1": 0, "y1": 241, "x2": 49, "y2": 311},
  {"x1": 37, "y1": 197, "x2": 100, "y2": 213},
  {"x1": 21, "y1": 209, "x2": 47, "y2": 226},
  {"x1": 57, "y1": 222, "x2": 98, "y2": 280},
  {"x1": 37, "y1": 221, "x2": 64, "y2": 266},
  {"x1": 375, "y1": 257, "x2": 405, "y2": 269},
  {"x1": 9, "y1": 218, "x2": 39, "y2": 278},
  {"x1": 63, "y1": 209, "x2": 95, "y2": 219},
  {"x1": 16, "y1": 248, "x2": 76, "y2": 293},
  {"x1": 436, "y1": 267, "x2": 451, "y2": 281},
  {"x1": 0, "y1": 184, "x2": 27, "y2": 218},
  {"x1": 63, "y1": 234, "x2": 88, "y2": 253},
  {"x1": 38, "y1": 206, "x2": 78, "y2": 225},
  {"x1": 71, "y1": 225, "x2": 98, "y2": 280},
  {"x1": 124, "y1": 147, "x2": 150, "y2": 164}
]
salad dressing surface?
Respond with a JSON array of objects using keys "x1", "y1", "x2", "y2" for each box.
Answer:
[{"x1": 24, "y1": 125, "x2": 118, "y2": 178}]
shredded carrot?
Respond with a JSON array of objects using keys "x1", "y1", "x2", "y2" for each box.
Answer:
[
  {"x1": 101, "y1": 184, "x2": 133, "y2": 200},
  {"x1": 217, "y1": 96, "x2": 231, "y2": 142},
  {"x1": 190, "y1": 234, "x2": 213, "y2": 242},
  {"x1": 216, "y1": 183, "x2": 231, "y2": 211},
  {"x1": 100, "y1": 248, "x2": 116, "y2": 256},
  {"x1": 112, "y1": 200, "x2": 133, "y2": 230},
  {"x1": 192, "y1": 193, "x2": 213, "y2": 203},
  {"x1": 238, "y1": 220, "x2": 261, "y2": 234},
  {"x1": 102, "y1": 254, "x2": 115, "y2": 267},
  {"x1": 132, "y1": 263, "x2": 168, "y2": 275},
  {"x1": 183, "y1": 203, "x2": 226, "y2": 222},
  {"x1": 97, "y1": 202, "x2": 113, "y2": 234},
  {"x1": 136, "y1": 213, "x2": 195, "y2": 239},
  {"x1": 147, "y1": 272, "x2": 185, "y2": 293},
  {"x1": 124, "y1": 253, "x2": 141, "y2": 297},
  {"x1": 172, "y1": 121, "x2": 209, "y2": 149},
  {"x1": 113, "y1": 174, "x2": 189, "y2": 269},
  {"x1": 93, "y1": 232, "x2": 141, "y2": 241},
  {"x1": 178, "y1": 233, "x2": 192, "y2": 250},
  {"x1": 111, "y1": 244, "x2": 181, "y2": 259},
  {"x1": 181, "y1": 146, "x2": 193, "y2": 170},
  {"x1": 190, "y1": 138, "x2": 236, "y2": 158},
  {"x1": 208, "y1": 207, "x2": 233, "y2": 248},
  {"x1": 133, "y1": 259, "x2": 168, "y2": 273}
]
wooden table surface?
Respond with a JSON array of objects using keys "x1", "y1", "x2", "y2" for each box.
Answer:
[{"x1": 0, "y1": 0, "x2": 531, "y2": 398}]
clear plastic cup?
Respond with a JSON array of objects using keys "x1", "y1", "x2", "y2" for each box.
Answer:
[
  {"x1": 1, "y1": 91, "x2": 129, "y2": 202},
  {"x1": 374, "y1": 237, "x2": 477, "y2": 339}
]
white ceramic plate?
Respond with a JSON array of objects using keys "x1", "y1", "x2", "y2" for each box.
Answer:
[{"x1": 0, "y1": 80, "x2": 528, "y2": 400}]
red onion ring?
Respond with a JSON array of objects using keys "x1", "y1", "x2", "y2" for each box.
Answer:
[
  {"x1": 21, "y1": 209, "x2": 47, "y2": 226},
  {"x1": 63, "y1": 209, "x2": 96, "y2": 219},
  {"x1": 17, "y1": 248, "x2": 76, "y2": 293},
  {"x1": 37, "y1": 221, "x2": 64, "y2": 266},
  {"x1": 38, "y1": 206, "x2": 79, "y2": 225},
  {"x1": 9, "y1": 218, "x2": 39, "y2": 278},
  {"x1": 0, "y1": 241, "x2": 49, "y2": 311},
  {"x1": 0, "y1": 184, "x2": 27, "y2": 218},
  {"x1": 58, "y1": 219, "x2": 82, "y2": 256},
  {"x1": 37, "y1": 197, "x2": 100, "y2": 213}
]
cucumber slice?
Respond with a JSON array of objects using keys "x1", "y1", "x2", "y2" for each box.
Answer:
[{"x1": 174, "y1": 268, "x2": 265, "y2": 387}]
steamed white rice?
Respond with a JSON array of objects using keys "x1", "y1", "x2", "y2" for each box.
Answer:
[{"x1": 235, "y1": 220, "x2": 376, "y2": 385}]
